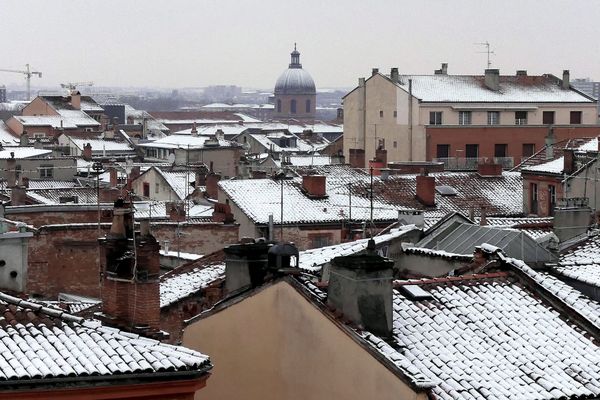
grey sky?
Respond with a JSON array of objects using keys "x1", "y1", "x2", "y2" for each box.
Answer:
[{"x1": 1, "y1": 0, "x2": 598, "y2": 90}]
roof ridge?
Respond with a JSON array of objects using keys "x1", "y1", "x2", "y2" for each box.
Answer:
[{"x1": 394, "y1": 272, "x2": 509, "y2": 287}]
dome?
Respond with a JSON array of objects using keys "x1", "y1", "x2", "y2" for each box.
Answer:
[{"x1": 274, "y1": 46, "x2": 316, "y2": 95}]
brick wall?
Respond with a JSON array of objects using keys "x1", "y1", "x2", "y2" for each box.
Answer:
[{"x1": 151, "y1": 222, "x2": 238, "y2": 255}]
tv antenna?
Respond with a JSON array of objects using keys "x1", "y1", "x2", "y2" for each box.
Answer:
[{"x1": 475, "y1": 41, "x2": 495, "y2": 69}]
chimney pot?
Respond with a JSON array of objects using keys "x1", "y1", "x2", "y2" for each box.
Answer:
[{"x1": 484, "y1": 69, "x2": 500, "y2": 91}]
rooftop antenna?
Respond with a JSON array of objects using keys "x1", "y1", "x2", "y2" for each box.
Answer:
[{"x1": 475, "y1": 41, "x2": 495, "y2": 69}]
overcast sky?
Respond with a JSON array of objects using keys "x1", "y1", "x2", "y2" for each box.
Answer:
[{"x1": 1, "y1": 0, "x2": 598, "y2": 90}]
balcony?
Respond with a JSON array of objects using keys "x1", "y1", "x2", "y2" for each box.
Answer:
[
  {"x1": 433, "y1": 157, "x2": 514, "y2": 171},
  {"x1": 515, "y1": 119, "x2": 528, "y2": 125}
]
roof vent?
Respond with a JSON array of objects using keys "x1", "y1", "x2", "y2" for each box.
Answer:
[{"x1": 399, "y1": 285, "x2": 433, "y2": 301}]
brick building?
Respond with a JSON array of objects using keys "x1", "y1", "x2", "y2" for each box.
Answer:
[{"x1": 343, "y1": 66, "x2": 598, "y2": 168}]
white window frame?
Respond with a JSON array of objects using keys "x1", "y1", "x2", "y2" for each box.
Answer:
[
  {"x1": 487, "y1": 111, "x2": 500, "y2": 125},
  {"x1": 458, "y1": 111, "x2": 472, "y2": 126}
]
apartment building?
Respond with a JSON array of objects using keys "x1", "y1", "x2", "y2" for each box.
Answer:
[{"x1": 343, "y1": 66, "x2": 598, "y2": 169}]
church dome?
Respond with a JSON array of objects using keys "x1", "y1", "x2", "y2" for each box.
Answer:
[{"x1": 274, "y1": 46, "x2": 316, "y2": 95}]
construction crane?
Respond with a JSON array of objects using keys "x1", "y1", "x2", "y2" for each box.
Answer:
[
  {"x1": 60, "y1": 81, "x2": 94, "y2": 91},
  {"x1": 0, "y1": 64, "x2": 42, "y2": 101}
]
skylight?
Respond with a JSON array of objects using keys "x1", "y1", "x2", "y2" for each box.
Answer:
[{"x1": 435, "y1": 185, "x2": 458, "y2": 196}]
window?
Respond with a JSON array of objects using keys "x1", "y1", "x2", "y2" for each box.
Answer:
[
  {"x1": 458, "y1": 111, "x2": 472, "y2": 125},
  {"x1": 543, "y1": 111, "x2": 555, "y2": 124},
  {"x1": 155, "y1": 183, "x2": 160, "y2": 194},
  {"x1": 570, "y1": 111, "x2": 582, "y2": 124},
  {"x1": 465, "y1": 144, "x2": 479, "y2": 158},
  {"x1": 277, "y1": 99, "x2": 282, "y2": 113},
  {"x1": 305, "y1": 99, "x2": 311, "y2": 113},
  {"x1": 39, "y1": 164, "x2": 53, "y2": 179},
  {"x1": 310, "y1": 234, "x2": 332, "y2": 249},
  {"x1": 393, "y1": 111, "x2": 397, "y2": 118},
  {"x1": 429, "y1": 111, "x2": 443, "y2": 125},
  {"x1": 437, "y1": 144, "x2": 450, "y2": 158},
  {"x1": 393, "y1": 141, "x2": 397, "y2": 148},
  {"x1": 494, "y1": 144, "x2": 507, "y2": 158},
  {"x1": 33, "y1": 132, "x2": 45, "y2": 138},
  {"x1": 143, "y1": 182, "x2": 150, "y2": 197},
  {"x1": 548, "y1": 185, "x2": 556, "y2": 216},
  {"x1": 290, "y1": 99, "x2": 296, "y2": 114},
  {"x1": 522, "y1": 143, "x2": 535, "y2": 157},
  {"x1": 530, "y1": 183, "x2": 538, "y2": 214},
  {"x1": 487, "y1": 111, "x2": 500, "y2": 125},
  {"x1": 515, "y1": 111, "x2": 528, "y2": 125},
  {"x1": 379, "y1": 110, "x2": 384, "y2": 118}
]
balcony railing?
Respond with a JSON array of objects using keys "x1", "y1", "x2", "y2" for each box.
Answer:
[
  {"x1": 515, "y1": 119, "x2": 528, "y2": 125},
  {"x1": 433, "y1": 157, "x2": 514, "y2": 170}
]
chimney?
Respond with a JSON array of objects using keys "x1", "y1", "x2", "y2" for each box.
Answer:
[
  {"x1": 6, "y1": 154, "x2": 17, "y2": 188},
  {"x1": 215, "y1": 129, "x2": 225, "y2": 141},
  {"x1": 562, "y1": 70, "x2": 570, "y2": 90},
  {"x1": 516, "y1": 70, "x2": 527, "y2": 76},
  {"x1": 33, "y1": 139, "x2": 42, "y2": 150},
  {"x1": 109, "y1": 168, "x2": 118, "y2": 188},
  {"x1": 205, "y1": 173, "x2": 221, "y2": 199},
  {"x1": 479, "y1": 206, "x2": 487, "y2": 226},
  {"x1": 327, "y1": 239, "x2": 394, "y2": 338},
  {"x1": 70, "y1": 91, "x2": 81, "y2": 110},
  {"x1": 126, "y1": 166, "x2": 141, "y2": 190},
  {"x1": 195, "y1": 170, "x2": 207, "y2": 187},
  {"x1": 19, "y1": 132, "x2": 29, "y2": 147},
  {"x1": 349, "y1": 148, "x2": 366, "y2": 168},
  {"x1": 545, "y1": 127, "x2": 555, "y2": 160},
  {"x1": 390, "y1": 68, "x2": 399, "y2": 83},
  {"x1": 166, "y1": 201, "x2": 186, "y2": 222},
  {"x1": 563, "y1": 148, "x2": 576, "y2": 175},
  {"x1": 10, "y1": 186, "x2": 26, "y2": 206},
  {"x1": 99, "y1": 200, "x2": 161, "y2": 332},
  {"x1": 302, "y1": 175, "x2": 327, "y2": 198},
  {"x1": 82, "y1": 143, "x2": 92, "y2": 161},
  {"x1": 441, "y1": 63, "x2": 448, "y2": 75},
  {"x1": 112, "y1": 117, "x2": 119, "y2": 134},
  {"x1": 554, "y1": 198, "x2": 592, "y2": 242},
  {"x1": 371, "y1": 68, "x2": 379, "y2": 76},
  {"x1": 416, "y1": 172, "x2": 435, "y2": 207},
  {"x1": 477, "y1": 162, "x2": 503, "y2": 177},
  {"x1": 21, "y1": 176, "x2": 29, "y2": 189},
  {"x1": 358, "y1": 77, "x2": 366, "y2": 87},
  {"x1": 484, "y1": 69, "x2": 500, "y2": 91},
  {"x1": 224, "y1": 240, "x2": 271, "y2": 295},
  {"x1": 375, "y1": 147, "x2": 387, "y2": 166},
  {"x1": 191, "y1": 122, "x2": 198, "y2": 135}
]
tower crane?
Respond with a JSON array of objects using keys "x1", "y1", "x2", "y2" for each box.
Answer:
[
  {"x1": 60, "y1": 81, "x2": 94, "y2": 91},
  {"x1": 0, "y1": 64, "x2": 42, "y2": 101}
]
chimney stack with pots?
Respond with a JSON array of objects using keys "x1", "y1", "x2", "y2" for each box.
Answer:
[
  {"x1": 484, "y1": 69, "x2": 500, "y2": 91},
  {"x1": 99, "y1": 199, "x2": 161, "y2": 334},
  {"x1": 327, "y1": 239, "x2": 394, "y2": 338}
]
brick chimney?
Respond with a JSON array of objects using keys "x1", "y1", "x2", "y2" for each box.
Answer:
[
  {"x1": 21, "y1": 177, "x2": 29, "y2": 189},
  {"x1": 109, "y1": 168, "x2": 118, "y2": 188},
  {"x1": 484, "y1": 69, "x2": 500, "y2": 91},
  {"x1": 10, "y1": 186, "x2": 26, "y2": 206},
  {"x1": 166, "y1": 201, "x2": 186, "y2": 222},
  {"x1": 205, "y1": 173, "x2": 221, "y2": 199},
  {"x1": 302, "y1": 175, "x2": 327, "y2": 198},
  {"x1": 371, "y1": 68, "x2": 379, "y2": 76},
  {"x1": 70, "y1": 91, "x2": 81, "y2": 110},
  {"x1": 477, "y1": 162, "x2": 503, "y2": 177},
  {"x1": 191, "y1": 122, "x2": 198, "y2": 136},
  {"x1": 349, "y1": 149, "x2": 366, "y2": 168},
  {"x1": 99, "y1": 201, "x2": 161, "y2": 332},
  {"x1": 82, "y1": 143, "x2": 92, "y2": 161},
  {"x1": 112, "y1": 117, "x2": 119, "y2": 134},
  {"x1": 224, "y1": 240, "x2": 271, "y2": 295},
  {"x1": 545, "y1": 127, "x2": 555, "y2": 160},
  {"x1": 375, "y1": 147, "x2": 387, "y2": 166},
  {"x1": 416, "y1": 173, "x2": 435, "y2": 207},
  {"x1": 195, "y1": 170, "x2": 207, "y2": 187},
  {"x1": 213, "y1": 202, "x2": 234, "y2": 223},
  {"x1": 562, "y1": 70, "x2": 570, "y2": 90},
  {"x1": 327, "y1": 239, "x2": 394, "y2": 338},
  {"x1": 126, "y1": 166, "x2": 141, "y2": 190},
  {"x1": 563, "y1": 149, "x2": 576, "y2": 175}
]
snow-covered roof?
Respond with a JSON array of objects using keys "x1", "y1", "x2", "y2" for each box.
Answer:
[
  {"x1": 0, "y1": 291, "x2": 210, "y2": 382},
  {"x1": 298, "y1": 227, "x2": 416, "y2": 272},
  {"x1": 154, "y1": 168, "x2": 195, "y2": 201},
  {"x1": 554, "y1": 234, "x2": 600, "y2": 287},
  {"x1": 137, "y1": 134, "x2": 236, "y2": 149},
  {"x1": 522, "y1": 137, "x2": 599, "y2": 174},
  {"x1": 26, "y1": 188, "x2": 99, "y2": 205},
  {"x1": 159, "y1": 250, "x2": 203, "y2": 261},
  {"x1": 14, "y1": 112, "x2": 100, "y2": 128},
  {"x1": 0, "y1": 121, "x2": 18, "y2": 146},
  {"x1": 287, "y1": 154, "x2": 338, "y2": 166},
  {"x1": 0, "y1": 147, "x2": 51, "y2": 159},
  {"x1": 393, "y1": 74, "x2": 595, "y2": 103},
  {"x1": 176, "y1": 125, "x2": 249, "y2": 137},
  {"x1": 67, "y1": 137, "x2": 135, "y2": 153},
  {"x1": 248, "y1": 132, "x2": 328, "y2": 153}
]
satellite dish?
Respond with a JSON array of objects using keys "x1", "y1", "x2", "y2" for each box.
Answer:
[{"x1": 167, "y1": 153, "x2": 176, "y2": 164}]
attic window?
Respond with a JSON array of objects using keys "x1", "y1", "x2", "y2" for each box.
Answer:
[
  {"x1": 435, "y1": 185, "x2": 458, "y2": 196},
  {"x1": 399, "y1": 285, "x2": 433, "y2": 300}
]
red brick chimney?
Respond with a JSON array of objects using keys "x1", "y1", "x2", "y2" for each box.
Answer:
[
  {"x1": 109, "y1": 168, "x2": 118, "y2": 187},
  {"x1": 302, "y1": 175, "x2": 327, "y2": 198},
  {"x1": 166, "y1": 201, "x2": 186, "y2": 222},
  {"x1": 126, "y1": 166, "x2": 141, "y2": 190},
  {"x1": 99, "y1": 201, "x2": 161, "y2": 333},
  {"x1": 375, "y1": 147, "x2": 387, "y2": 166},
  {"x1": 349, "y1": 149, "x2": 366, "y2": 168},
  {"x1": 477, "y1": 162, "x2": 503, "y2": 177},
  {"x1": 563, "y1": 149, "x2": 576, "y2": 175},
  {"x1": 416, "y1": 173, "x2": 435, "y2": 207},
  {"x1": 206, "y1": 173, "x2": 221, "y2": 199},
  {"x1": 213, "y1": 202, "x2": 234, "y2": 223},
  {"x1": 82, "y1": 143, "x2": 92, "y2": 161}
]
